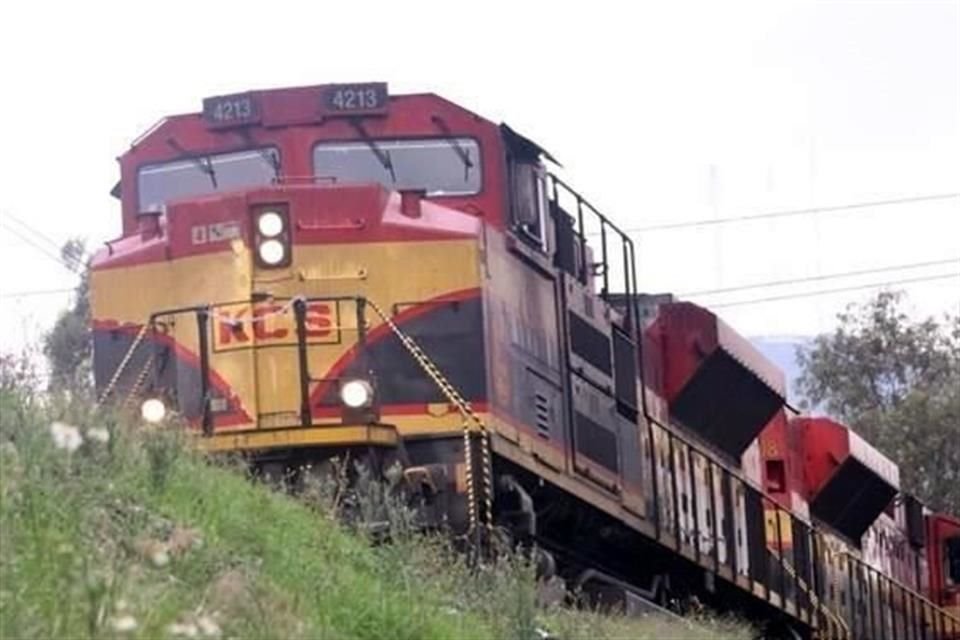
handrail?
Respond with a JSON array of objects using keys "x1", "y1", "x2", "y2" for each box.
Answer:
[{"x1": 547, "y1": 173, "x2": 642, "y2": 334}]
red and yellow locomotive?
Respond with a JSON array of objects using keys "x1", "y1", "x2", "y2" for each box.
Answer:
[{"x1": 90, "y1": 82, "x2": 959, "y2": 639}]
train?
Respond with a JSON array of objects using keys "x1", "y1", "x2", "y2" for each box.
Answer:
[{"x1": 89, "y1": 82, "x2": 960, "y2": 639}]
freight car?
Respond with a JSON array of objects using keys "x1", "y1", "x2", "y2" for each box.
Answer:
[{"x1": 90, "y1": 82, "x2": 960, "y2": 639}]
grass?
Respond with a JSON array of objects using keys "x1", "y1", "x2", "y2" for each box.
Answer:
[{"x1": 0, "y1": 383, "x2": 754, "y2": 639}]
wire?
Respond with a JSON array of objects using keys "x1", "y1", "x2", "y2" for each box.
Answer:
[
  {"x1": 1, "y1": 211, "x2": 90, "y2": 273},
  {"x1": 0, "y1": 287, "x2": 76, "y2": 299},
  {"x1": 1, "y1": 212, "x2": 65, "y2": 255},
  {"x1": 707, "y1": 272, "x2": 960, "y2": 309},
  {"x1": 0, "y1": 221, "x2": 80, "y2": 274},
  {"x1": 621, "y1": 193, "x2": 960, "y2": 234},
  {"x1": 680, "y1": 258, "x2": 960, "y2": 297}
]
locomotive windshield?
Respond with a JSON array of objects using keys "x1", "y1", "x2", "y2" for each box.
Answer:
[
  {"x1": 312, "y1": 138, "x2": 481, "y2": 196},
  {"x1": 137, "y1": 147, "x2": 280, "y2": 213}
]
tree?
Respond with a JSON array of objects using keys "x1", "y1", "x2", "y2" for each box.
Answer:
[
  {"x1": 43, "y1": 239, "x2": 92, "y2": 394},
  {"x1": 796, "y1": 291, "x2": 960, "y2": 514}
]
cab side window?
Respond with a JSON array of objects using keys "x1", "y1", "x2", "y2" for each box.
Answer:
[
  {"x1": 947, "y1": 536, "x2": 960, "y2": 585},
  {"x1": 511, "y1": 161, "x2": 548, "y2": 252}
]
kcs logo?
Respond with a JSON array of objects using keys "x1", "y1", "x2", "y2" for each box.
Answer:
[{"x1": 213, "y1": 302, "x2": 338, "y2": 351}]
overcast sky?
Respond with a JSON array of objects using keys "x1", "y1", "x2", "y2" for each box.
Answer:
[{"x1": 1, "y1": 0, "x2": 958, "y2": 355}]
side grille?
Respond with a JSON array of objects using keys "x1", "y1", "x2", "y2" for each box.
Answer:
[
  {"x1": 534, "y1": 392, "x2": 551, "y2": 439},
  {"x1": 569, "y1": 312, "x2": 612, "y2": 375},
  {"x1": 575, "y1": 410, "x2": 619, "y2": 473}
]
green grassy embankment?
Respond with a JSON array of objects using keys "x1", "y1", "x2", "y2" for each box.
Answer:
[{"x1": 0, "y1": 386, "x2": 752, "y2": 639}]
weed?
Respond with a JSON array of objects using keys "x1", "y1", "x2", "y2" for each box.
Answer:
[{"x1": 0, "y1": 367, "x2": 754, "y2": 640}]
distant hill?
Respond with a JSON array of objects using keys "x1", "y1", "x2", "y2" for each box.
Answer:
[{"x1": 749, "y1": 336, "x2": 812, "y2": 401}]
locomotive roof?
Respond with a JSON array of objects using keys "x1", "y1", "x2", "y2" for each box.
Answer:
[
  {"x1": 113, "y1": 82, "x2": 559, "y2": 200},
  {"x1": 124, "y1": 83, "x2": 557, "y2": 160}
]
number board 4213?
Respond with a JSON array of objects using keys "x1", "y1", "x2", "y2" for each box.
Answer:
[
  {"x1": 202, "y1": 92, "x2": 261, "y2": 128},
  {"x1": 321, "y1": 83, "x2": 389, "y2": 116}
]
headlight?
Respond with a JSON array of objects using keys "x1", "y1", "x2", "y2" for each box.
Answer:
[
  {"x1": 257, "y1": 211, "x2": 285, "y2": 237},
  {"x1": 340, "y1": 379, "x2": 374, "y2": 409},
  {"x1": 141, "y1": 398, "x2": 166, "y2": 423},
  {"x1": 252, "y1": 205, "x2": 290, "y2": 269},
  {"x1": 258, "y1": 239, "x2": 286, "y2": 265}
]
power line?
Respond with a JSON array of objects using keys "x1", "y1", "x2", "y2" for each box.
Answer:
[
  {"x1": 622, "y1": 193, "x2": 960, "y2": 234},
  {"x1": 0, "y1": 211, "x2": 90, "y2": 274},
  {"x1": 681, "y1": 257, "x2": 960, "y2": 297},
  {"x1": 1, "y1": 212, "x2": 65, "y2": 255},
  {"x1": 708, "y1": 272, "x2": 960, "y2": 309},
  {"x1": 0, "y1": 221, "x2": 79, "y2": 274}
]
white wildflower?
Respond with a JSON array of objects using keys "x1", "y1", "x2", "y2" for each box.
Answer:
[
  {"x1": 86, "y1": 427, "x2": 111, "y2": 444},
  {"x1": 110, "y1": 615, "x2": 138, "y2": 632},
  {"x1": 167, "y1": 622, "x2": 199, "y2": 638},
  {"x1": 197, "y1": 615, "x2": 221, "y2": 638},
  {"x1": 49, "y1": 422, "x2": 83, "y2": 452},
  {"x1": 150, "y1": 549, "x2": 171, "y2": 568}
]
